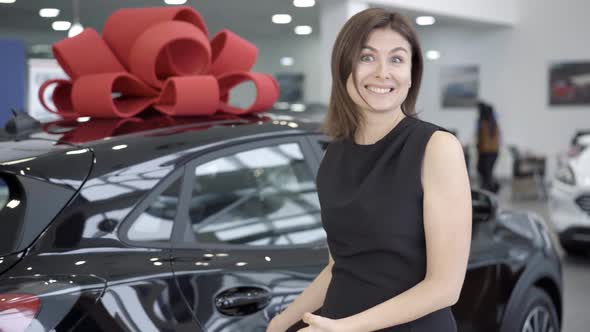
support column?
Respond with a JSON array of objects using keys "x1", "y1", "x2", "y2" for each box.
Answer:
[{"x1": 318, "y1": 0, "x2": 368, "y2": 104}]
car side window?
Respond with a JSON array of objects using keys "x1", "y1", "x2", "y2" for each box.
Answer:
[
  {"x1": 0, "y1": 177, "x2": 8, "y2": 211},
  {"x1": 126, "y1": 177, "x2": 182, "y2": 242},
  {"x1": 187, "y1": 142, "x2": 325, "y2": 246}
]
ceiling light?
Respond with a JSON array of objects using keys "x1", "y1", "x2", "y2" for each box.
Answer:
[
  {"x1": 68, "y1": 22, "x2": 84, "y2": 37},
  {"x1": 52, "y1": 21, "x2": 71, "y2": 31},
  {"x1": 294, "y1": 25, "x2": 312, "y2": 35},
  {"x1": 39, "y1": 8, "x2": 60, "y2": 17},
  {"x1": 293, "y1": 0, "x2": 315, "y2": 7},
  {"x1": 416, "y1": 16, "x2": 436, "y2": 26},
  {"x1": 280, "y1": 57, "x2": 294, "y2": 66},
  {"x1": 272, "y1": 14, "x2": 292, "y2": 24},
  {"x1": 164, "y1": 0, "x2": 187, "y2": 4},
  {"x1": 426, "y1": 50, "x2": 440, "y2": 60},
  {"x1": 290, "y1": 103, "x2": 306, "y2": 112},
  {"x1": 0, "y1": 0, "x2": 16, "y2": 3}
]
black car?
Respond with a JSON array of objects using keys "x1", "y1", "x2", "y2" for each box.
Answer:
[{"x1": 0, "y1": 112, "x2": 562, "y2": 332}]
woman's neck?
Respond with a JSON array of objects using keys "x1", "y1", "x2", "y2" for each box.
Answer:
[{"x1": 355, "y1": 109, "x2": 405, "y2": 145}]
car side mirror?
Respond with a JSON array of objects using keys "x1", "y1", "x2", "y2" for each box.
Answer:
[{"x1": 472, "y1": 189, "x2": 498, "y2": 223}]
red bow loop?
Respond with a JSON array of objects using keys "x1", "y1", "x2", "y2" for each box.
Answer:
[
  {"x1": 155, "y1": 76, "x2": 219, "y2": 116},
  {"x1": 218, "y1": 72, "x2": 280, "y2": 114},
  {"x1": 210, "y1": 29, "x2": 258, "y2": 77},
  {"x1": 128, "y1": 21, "x2": 211, "y2": 89},
  {"x1": 72, "y1": 73, "x2": 158, "y2": 118},
  {"x1": 102, "y1": 6, "x2": 209, "y2": 69},
  {"x1": 52, "y1": 28, "x2": 126, "y2": 80},
  {"x1": 38, "y1": 79, "x2": 76, "y2": 118}
]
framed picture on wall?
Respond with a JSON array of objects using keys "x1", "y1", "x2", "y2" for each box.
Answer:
[
  {"x1": 440, "y1": 65, "x2": 479, "y2": 108},
  {"x1": 549, "y1": 61, "x2": 590, "y2": 105},
  {"x1": 275, "y1": 73, "x2": 304, "y2": 103}
]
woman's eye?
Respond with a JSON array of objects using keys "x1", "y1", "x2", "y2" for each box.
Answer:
[
  {"x1": 360, "y1": 54, "x2": 374, "y2": 62},
  {"x1": 391, "y1": 56, "x2": 403, "y2": 63}
]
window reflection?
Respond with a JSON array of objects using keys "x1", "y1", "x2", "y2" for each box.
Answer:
[
  {"x1": 190, "y1": 143, "x2": 325, "y2": 246},
  {"x1": 127, "y1": 178, "x2": 181, "y2": 242},
  {"x1": 0, "y1": 177, "x2": 8, "y2": 210}
]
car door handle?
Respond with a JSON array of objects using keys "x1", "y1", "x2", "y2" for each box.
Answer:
[{"x1": 215, "y1": 287, "x2": 272, "y2": 315}]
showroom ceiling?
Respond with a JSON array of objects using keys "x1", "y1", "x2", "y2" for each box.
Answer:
[{"x1": 0, "y1": 0, "x2": 319, "y2": 40}]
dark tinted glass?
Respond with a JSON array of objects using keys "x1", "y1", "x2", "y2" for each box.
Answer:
[
  {"x1": 0, "y1": 177, "x2": 8, "y2": 211},
  {"x1": 188, "y1": 143, "x2": 325, "y2": 246},
  {"x1": 126, "y1": 178, "x2": 182, "y2": 242}
]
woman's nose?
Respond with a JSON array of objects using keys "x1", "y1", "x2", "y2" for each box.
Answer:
[{"x1": 374, "y1": 61, "x2": 392, "y2": 79}]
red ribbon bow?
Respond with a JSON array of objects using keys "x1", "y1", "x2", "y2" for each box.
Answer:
[{"x1": 38, "y1": 6, "x2": 280, "y2": 118}]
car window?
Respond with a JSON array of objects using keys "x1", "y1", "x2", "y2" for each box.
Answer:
[
  {"x1": 126, "y1": 178, "x2": 182, "y2": 242},
  {"x1": 188, "y1": 142, "x2": 325, "y2": 246},
  {"x1": 0, "y1": 177, "x2": 8, "y2": 211}
]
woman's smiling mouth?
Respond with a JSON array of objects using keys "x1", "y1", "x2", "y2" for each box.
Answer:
[{"x1": 365, "y1": 85, "x2": 394, "y2": 95}]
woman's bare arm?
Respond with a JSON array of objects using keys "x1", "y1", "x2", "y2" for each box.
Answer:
[{"x1": 269, "y1": 251, "x2": 335, "y2": 330}]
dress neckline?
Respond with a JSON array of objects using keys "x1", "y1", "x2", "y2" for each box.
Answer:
[{"x1": 348, "y1": 115, "x2": 413, "y2": 148}]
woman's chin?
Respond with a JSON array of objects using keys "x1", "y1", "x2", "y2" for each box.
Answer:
[{"x1": 365, "y1": 105, "x2": 399, "y2": 113}]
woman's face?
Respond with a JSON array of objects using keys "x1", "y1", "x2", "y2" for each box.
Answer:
[{"x1": 346, "y1": 28, "x2": 413, "y2": 114}]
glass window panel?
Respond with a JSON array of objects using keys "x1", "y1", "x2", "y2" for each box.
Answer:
[
  {"x1": 189, "y1": 142, "x2": 325, "y2": 246},
  {"x1": 127, "y1": 178, "x2": 181, "y2": 242}
]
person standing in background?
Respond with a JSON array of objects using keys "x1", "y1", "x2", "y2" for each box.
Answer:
[{"x1": 476, "y1": 101, "x2": 500, "y2": 193}]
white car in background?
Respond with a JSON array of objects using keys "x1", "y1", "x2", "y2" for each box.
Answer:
[{"x1": 549, "y1": 131, "x2": 590, "y2": 256}]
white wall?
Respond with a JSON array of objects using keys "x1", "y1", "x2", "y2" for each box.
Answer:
[
  {"x1": 415, "y1": 0, "x2": 590, "y2": 178},
  {"x1": 365, "y1": 0, "x2": 518, "y2": 26}
]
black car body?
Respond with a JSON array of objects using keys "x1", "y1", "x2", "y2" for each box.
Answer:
[{"x1": 0, "y1": 112, "x2": 562, "y2": 332}]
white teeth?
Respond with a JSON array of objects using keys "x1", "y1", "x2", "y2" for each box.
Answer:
[{"x1": 366, "y1": 86, "x2": 393, "y2": 94}]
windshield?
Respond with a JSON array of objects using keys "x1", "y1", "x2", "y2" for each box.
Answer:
[{"x1": 0, "y1": 177, "x2": 8, "y2": 211}]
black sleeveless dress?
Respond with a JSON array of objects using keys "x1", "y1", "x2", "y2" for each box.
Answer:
[{"x1": 316, "y1": 115, "x2": 457, "y2": 332}]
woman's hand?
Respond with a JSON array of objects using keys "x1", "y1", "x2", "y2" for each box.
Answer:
[{"x1": 296, "y1": 312, "x2": 357, "y2": 332}]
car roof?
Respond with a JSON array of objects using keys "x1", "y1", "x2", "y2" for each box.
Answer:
[{"x1": 1, "y1": 111, "x2": 324, "y2": 180}]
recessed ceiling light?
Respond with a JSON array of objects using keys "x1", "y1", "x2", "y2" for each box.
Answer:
[
  {"x1": 39, "y1": 8, "x2": 60, "y2": 17},
  {"x1": 52, "y1": 21, "x2": 71, "y2": 31},
  {"x1": 272, "y1": 14, "x2": 292, "y2": 24},
  {"x1": 0, "y1": 0, "x2": 16, "y2": 4},
  {"x1": 280, "y1": 57, "x2": 294, "y2": 66},
  {"x1": 164, "y1": 0, "x2": 187, "y2": 4},
  {"x1": 293, "y1": 0, "x2": 315, "y2": 7},
  {"x1": 416, "y1": 16, "x2": 436, "y2": 26},
  {"x1": 290, "y1": 103, "x2": 306, "y2": 112},
  {"x1": 426, "y1": 50, "x2": 440, "y2": 60},
  {"x1": 68, "y1": 23, "x2": 84, "y2": 37},
  {"x1": 294, "y1": 25, "x2": 312, "y2": 35}
]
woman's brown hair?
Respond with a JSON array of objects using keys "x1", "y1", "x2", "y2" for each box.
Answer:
[{"x1": 321, "y1": 8, "x2": 424, "y2": 139}]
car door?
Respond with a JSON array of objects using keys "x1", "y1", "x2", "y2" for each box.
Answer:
[{"x1": 170, "y1": 135, "x2": 329, "y2": 332}]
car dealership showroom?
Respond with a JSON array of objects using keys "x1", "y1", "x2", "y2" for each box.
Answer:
[{"x1": 0, "y1": 0, "x2": 589, "y2": 331}]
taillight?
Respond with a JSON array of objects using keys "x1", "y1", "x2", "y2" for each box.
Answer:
[{"x1": 0, "y1": 293, "x2": 41, "y2": 332}]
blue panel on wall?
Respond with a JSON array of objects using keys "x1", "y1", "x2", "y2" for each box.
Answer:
[{"x1": 0, "y1": 39, "x2": 26, "y2": 125}]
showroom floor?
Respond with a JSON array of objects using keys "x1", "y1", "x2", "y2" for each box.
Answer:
[{"x1": 496, "y1": 182, "x2": 590, "y2": 332}]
